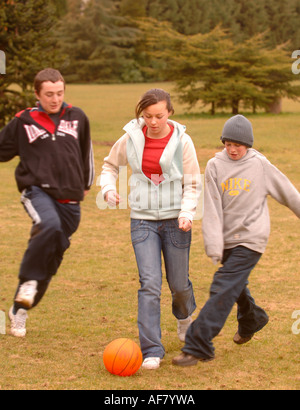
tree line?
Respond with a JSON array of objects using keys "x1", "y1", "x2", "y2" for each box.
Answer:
[{"x1": 1, "y1": 0, "x2": 300, "y2": 125}]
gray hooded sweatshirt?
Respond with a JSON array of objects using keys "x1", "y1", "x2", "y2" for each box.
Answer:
[{"x1": 202, "y1": 148, "x2": 300, "y2": 260}]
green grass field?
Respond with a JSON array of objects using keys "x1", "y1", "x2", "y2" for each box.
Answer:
[{"x1": 0, "y1": 83, "x2": 299, "y2": 390}]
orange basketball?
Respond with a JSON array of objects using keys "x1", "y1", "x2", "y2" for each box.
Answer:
[{"x1": 103, "y1": 338, "x2": 143, "y2": 377}]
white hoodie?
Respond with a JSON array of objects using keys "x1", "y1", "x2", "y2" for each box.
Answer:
[
  {"x1": 100, "y1": 119, "x2": 201, "y2": 221},
  {"x1": 202, "y1": 148, "x2": 300, "y2": 260}
]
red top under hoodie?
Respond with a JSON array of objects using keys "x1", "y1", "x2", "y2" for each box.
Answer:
[{"x1": 142, "y1": 125, "x2": 174, "y2": 185}]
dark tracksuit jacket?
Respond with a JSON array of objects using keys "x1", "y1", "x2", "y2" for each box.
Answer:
[
  {"x1": 0, "y1": 102, "x2": 94, "y2": 201},
  {"x1": 0, "y1": 103, "x2": 95, "y2": 287}
]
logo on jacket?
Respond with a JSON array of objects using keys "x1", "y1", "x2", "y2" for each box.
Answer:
[
  {"x1": 58, "y1": 120, "x2": 78, "y2": 139},
  {"x1": 24, "y1": 121, "x2": 79, "y2": 143},
  {"x1": 221, "y1": 178, "x2": 251, "y2": 196},
  {"x1": 24, "y1": 124, "x2": 49, "y2": 143}
]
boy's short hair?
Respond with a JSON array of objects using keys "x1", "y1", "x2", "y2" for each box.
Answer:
[
  {"x1": 221, "y1": 115, "x2": 254, "y2": 147},
  {"x1": 34, "y1": 68, "x2": 65, "y2": 95}
]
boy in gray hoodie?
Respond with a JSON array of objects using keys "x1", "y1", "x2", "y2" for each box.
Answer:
[{"x1": 173, "y1": 115, "x2": 300, "y2": 366}]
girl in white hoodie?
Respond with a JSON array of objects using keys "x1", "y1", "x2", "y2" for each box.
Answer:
[
  {"x1": 100, "y1": 89, "x2": 201, "y2": 369},
  {"x1": 173, "y1": 115, "x2": 300, "y2": 366}
]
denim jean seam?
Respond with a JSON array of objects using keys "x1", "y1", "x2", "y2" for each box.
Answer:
[
  {"x1": 131, "y1": 222, "x2": 149, "y2": 246},
  {"x1": 169, "y1": 229, "x2": 191, "y2": 249},
  {"x1": 130, "y1": 219, "x2": 144, "y2": 232}
]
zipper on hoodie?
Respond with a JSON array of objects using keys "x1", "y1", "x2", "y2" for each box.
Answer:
[
  {"x1": 51, "y1": 106, "x2": 68, "y2": 141},
  {"x1": 29, "y1": 102, "x2": 70, "y2": 142}
]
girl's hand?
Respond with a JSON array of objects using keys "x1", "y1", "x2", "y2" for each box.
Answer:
[
  {"x1": 105, "y1": 191, "x2": 121, "y2": 207},
  {"x1": 178, "y1": 217, "x2": 192, "y2": 232}
]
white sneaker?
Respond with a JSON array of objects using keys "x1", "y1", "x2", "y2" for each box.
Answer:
[
  {"x1": 15, "y1": 280, "x2": 38, "y2": 309},
  {"x1": 9, "y1": 306, "x2": 28, "y2": 337},
  {"x1": 142, "y1": 357, "x2": 161, "y2": 370},
  {"x1": 177, "y1": 316, "x2": 193, "y2": 342}
]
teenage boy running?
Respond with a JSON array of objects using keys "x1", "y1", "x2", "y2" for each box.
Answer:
[
  {"x1": 0, "y1": 68, "x2": 94, "y2": 337},
  {"x1": 173, "y1": 114, "x2": 300, "y2": 366}
]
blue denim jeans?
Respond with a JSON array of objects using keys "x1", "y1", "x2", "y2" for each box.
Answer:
[
  {"x1": 183, "y1": 246, "x2": 269, "y2": 360},
  {"x1": 131, "y1": 219, "x2": 196, "y2": 359}
]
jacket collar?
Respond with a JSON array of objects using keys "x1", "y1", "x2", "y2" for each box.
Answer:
[
  {"x1": 124, "y1": 118, "x2": 186, "y2": 173},
  {"x1": 34, "y1": 101, "x2": 71, "y2": 113},
  {"x1": 16, "y1": 102, "x2": 71, "y2": 134}
]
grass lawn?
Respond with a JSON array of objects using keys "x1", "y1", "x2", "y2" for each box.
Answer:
[{"x1": 0, "y1": 83, "x2": 299, "y2": 390}]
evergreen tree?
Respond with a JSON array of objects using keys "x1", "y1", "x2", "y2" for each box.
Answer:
[
  {"x1": 119, "y1": 0, "x2": 147, "y2": 17},
  {"x1": 51, "y1": 0, "x2": 68, "y2": 17},
  {"x1": 143, "y1": 0, "x2": 300, "y2": 48},
  {"x1": 206, "y1": 0, "x2": 269, "y2": 42},
  {"x1": 264, "y1": 0, "x2": 296, "y2": 47},
  {"x1": 145, "y1": 0, "x2": 209, "y2": 35},
  {"x1": 292, "y1": 0, "x2": 300, "y2": 48},
  {"x1": 0, "y1": 0, "x2": 62, "y2": 126},
  {"x1": 57, "y1": 0, "x2": 142, "y2": 83},
  {"x1": 56, "y1": 0, "x2": 300, "y2": 84},
  {"x1": 139, "y1": 20, "x2": 300, "y2": 114},
  {"x1": 176, "y1": 0, "x2": 206, "y2": 35}
]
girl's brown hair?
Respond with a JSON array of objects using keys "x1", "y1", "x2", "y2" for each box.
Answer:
[
  {"x1": 34, "y1": 68, "x2": 65, "y2": 95},
  {"x1": 135, "y1": 88, "x2": 175, "y2": 119}
]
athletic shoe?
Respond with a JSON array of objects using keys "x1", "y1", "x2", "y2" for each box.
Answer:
[
  {"x1": 15, "y1": 280, "x2": 38, "y2": 309},
  {"x1": 9, "y1": 306, "x2": 28, "y2": 338},
  {"x1": 177, "y1": 316, "x2": 193, "y2": 342},
  {"x1": 172, "y1": 352, "x2": 214, "y2": 367},
  {"x1": 233, "y1": 317, "x2": 269, "y2": 345},
  {"x1": 233, "y1": 332, "x2": 254, "y2": 345},
  {"x1": 142, "y1": 357, "x2": 161, "y2": 370}
]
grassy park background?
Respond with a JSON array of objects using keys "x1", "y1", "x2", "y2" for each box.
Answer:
[{"x1": 0, "y1": 82, "x2": 299, "y2": 390}]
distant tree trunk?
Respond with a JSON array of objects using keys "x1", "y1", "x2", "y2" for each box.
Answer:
[
  {"x1": 232, "y1": 99, "x2": 239, "y2": 114},
  {"x1": 266, "y1": 97, "x2": 282, "y2": 114}
]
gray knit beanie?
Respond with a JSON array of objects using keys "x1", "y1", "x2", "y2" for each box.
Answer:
[{"x1": 220, "y1": 115, "x2": 254, "y2": 147}]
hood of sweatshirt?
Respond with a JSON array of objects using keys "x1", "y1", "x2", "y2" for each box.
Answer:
[
  {"x1": 15, "y1": 102, "x2": 72, "y2": 134},
  {"x1": 123, "y1": 118, "x2": 187, "y2": 174},
  {"x1": 215, "y1": 148, "x2": 266, "y2": 163}
]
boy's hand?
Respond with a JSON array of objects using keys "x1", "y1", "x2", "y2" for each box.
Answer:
[{"x1": 211, "y1": 257, "x2": 221, "y2": 265}]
